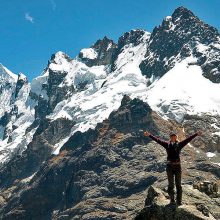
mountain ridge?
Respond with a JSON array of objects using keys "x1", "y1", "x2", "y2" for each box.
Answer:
[
  {"x1": 0, "y1": 6, "x2": 220, "y2": 219},
  {"x1": 0, "y1": 95, "x2": 219, "y2": 219}
]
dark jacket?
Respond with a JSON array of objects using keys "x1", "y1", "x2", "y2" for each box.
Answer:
[{"x1": 148, "y1": 132, "x2": 198, "y2": 162}]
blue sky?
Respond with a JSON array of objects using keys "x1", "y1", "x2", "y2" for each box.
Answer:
[{"x1": 1, "y1": 0, "x2": 220, "y2": 81}]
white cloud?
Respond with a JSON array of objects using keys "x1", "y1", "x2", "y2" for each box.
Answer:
[
  {"x1": 50, "y1": 0, "x2": 56, "y2": 11},
  {"x1": 25, "y1": 13, "x2": 34, "y2": 23}
]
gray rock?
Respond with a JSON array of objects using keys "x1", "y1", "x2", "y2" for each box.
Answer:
[
  {"x1": 135, "y1": 185, "x2": 219, "y2": 220},
  {"x1": 79, "y1": 36, "x2": 117, "y2": 67}
]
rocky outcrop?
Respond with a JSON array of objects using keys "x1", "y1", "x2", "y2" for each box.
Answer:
[
  {"x1": 79, "y1": 36, "x2": 117, "y2": 67},
  {"x1": 46, "y1": 68, "x2": 75, "y2": 114},
  {"x1": 14, "y1": 73, "x2": 28, "y2": 99},
  {"x1": 135, "y1": 184, "x2": 220, "y2": 220},
  {"x1": 117, "y1": 29, "x2": 147, "y2": 51},
  {"x1": 193, "y1": 181, "x2": 219, "y2": 198},
  {"x1": 108, "y1": 95, "x2": 152, "y2": 131},
  {"x1": 111, "y1": 29, "x2": 149, "y2": 71},
  {"x1": 0, "y1": 112, "x2": 10, "y2": 136},
  {"x1": 0, "y1": 71, "x2": 29, "y2": 140},
  {"x1": 0, "y1": 117, "x2": 75, "y2": 187},
  {"x1": 182, "y1": 114, "x2": 220, "y2": 153},
  {"x1": 34, "y1": 53, "x2": 75, "y2": 119}
]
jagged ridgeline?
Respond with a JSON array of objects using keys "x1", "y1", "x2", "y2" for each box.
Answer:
[{"x1": 0, "y1": 6, "x2": 219, "y2": 220}]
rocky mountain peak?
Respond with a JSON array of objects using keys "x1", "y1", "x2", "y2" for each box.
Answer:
[
  {"x1": 109, "y1": 95, "x2": 152, "y2": 131},
  {"x1": 17, "y1": 72, "x2": 28, "y2": 83},
  {"x1": 31, "y1": 51, "x2": 74, "y2": 120},
  {"x1": 172, "y1": 6, "x2": 195, "y2": 20},
  {"x1": 152, "y1": 6, "x2": 218, "y2": 42},
  {"x1": 78, "y1": 36, "x2": 117, "y2": 67},
  {"x1": 92, "y1": 36, "x2": 116, "y2": 51},
  {"x1": 110, "y1": 29, "x2": 150, "y2": 71},
  {"x1": 140, "y1": 6, "x2": 220, "y2": 83},
  {"x1": 118, "y1": 29, "x2": 148, "y2": 51},
  {"x1": 0, "y1": 63, "x2": 17, "y2": 82},
  {"x1": 159, "y1": 7, "x2": 197, "y2": 32},
  {"x1": 14, "y1": 73, "x2": 28, "y2": 99},
  {"x1": 49, "y1": 51, "x2": 72, "y2": 65}
]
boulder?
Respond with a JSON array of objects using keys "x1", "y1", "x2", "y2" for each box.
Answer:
[{"x1": 135, "y1": 185, "x2": 220, "y2": 220}]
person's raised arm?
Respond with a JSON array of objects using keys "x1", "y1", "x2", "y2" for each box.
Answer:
[
  {"x1": 143, "y1": 131, "x2": 168, "y2": 148},
  {"x1": 179, "y1": 130, "x2": 202, "y2": 149}
]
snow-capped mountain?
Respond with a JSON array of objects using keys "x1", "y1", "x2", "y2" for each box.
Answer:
[
  {"x1": 1, "y1": 6, "x2": 220, "y2": 219},
  {"x1": 0, "y1": 64, "x2": 17, "y2": 118},
  {"x1": 0, "y1": 6, "x2": 220, "y2": 167},
  {"x1": 0, "y1": 66, "x2": 36, "y2": 163},
  {"x1": 140, "y1": 7, "x2": 220, "y2": 83}
]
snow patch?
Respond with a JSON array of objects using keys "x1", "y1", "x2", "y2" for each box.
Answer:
[
  {"x1": 206, "y1": 152, "x2": 216, "y2": 158},
  {"x1": 145, "y1": 58, "x2": 220, "y2": 122},
  {"x1": 0, "y1": 63, "x2": 17, "y2": 80},
  {"x1": 31, "y1": 72, "x2": 49, "y2": 100},
  {"x1": 196, "y1": 43, "x2": 209, "y2": 52},
  {"x1": 80, "y1": 48, "x2": 98, "y2": 60},
  {"x1": 107, "y1": 42, "x2": 112, "y2": 51},
  {"x1": 18, "y1": 72, "x2": 27, "y2": 80}
]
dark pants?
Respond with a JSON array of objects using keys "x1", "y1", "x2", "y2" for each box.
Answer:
[{"x1": 166, "y1": 163, "x2": 182, "y2": 203}]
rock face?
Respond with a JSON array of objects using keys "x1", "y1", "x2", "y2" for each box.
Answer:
[
  {"x1": 118, "y1": 29, "x2": 147, "y2": 50},
  {"x1": 0, "y1": 64, "x2": 17, "y2": 117},
  {"x1": 14, "y1": 73, "x2": 28, "y2": 99},
  {"x1": 33, "y1": 52, "x2": 75, "y2": 119},
  {"x1": 135, "y1": 184, "x2": 220, "y2": 220},
  {"x1": 79, "y1": 36, "x2": 117, "y2": 67},
  {"x1": 182, "y1": 114, "x2": 220, "y2": 152},
  {"x1": 0, "y1": 68, "x2": 31, "y2": 148},
  {"x1": 0, "y1": 117, "x2": 75, "y2": 187},
  {"x1": 108, "y1": 95, "x2": 152, "y2": 131},
  {"x1": 140, "y1": 6, "x2": 220, "y2": 83},
  {"x1": 193, "y1": 181, "x2": 219, "y2": 198},
  {"x1": 0, "y1": 96, "x2": 219, "y2": 219},
  {"x1": 111, "y1": 29, "x2": 148, "y2": 71},
  {"x1": 0, "y1": 73, "x2": 29, "y2": 142}
]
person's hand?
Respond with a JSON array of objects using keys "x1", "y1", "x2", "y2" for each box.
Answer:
[
  {"x1": 197, "y1": 130, "x2": 203, "y2": 136},
  {"x1": 144, "y1": 131, "x2": 151, "y2": 136}
]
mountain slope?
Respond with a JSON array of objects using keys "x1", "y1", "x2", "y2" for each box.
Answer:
[
  {"x1": 146, "y1": 58, "x2": 220, "y2": 122},
  {"x1": 0, "y1": 66, "x2": 36, "y2": 164},
  {"x1": 0, "y1": 96, "x2": 219, "y2": 219}
]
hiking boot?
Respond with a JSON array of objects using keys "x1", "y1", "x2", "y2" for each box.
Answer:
[
  {"x1": 176, "y1": 197, "x2": 182, "y2": 206},
  {"x1": 167, "y1": 186, "x2": 175, "y2": 205},
  {"x1": 176, "y1": 200, "x2": 182, "y2": 206},
  {"x1": 169, "y1": 199, "x2": 176, "y2": 205},
  {"x1": 176, "y1": 187, "x2": 182, "y2": 206}
]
